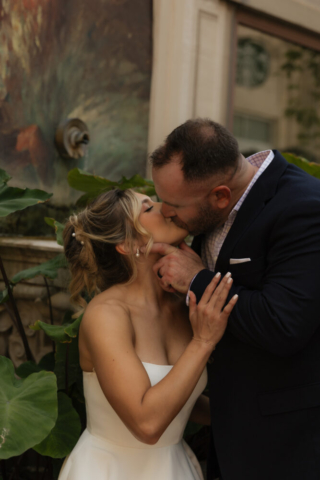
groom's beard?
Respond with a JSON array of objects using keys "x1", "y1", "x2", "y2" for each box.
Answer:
[{"x1": 172, "y1": 203, "x2": 224, "y2": 236}]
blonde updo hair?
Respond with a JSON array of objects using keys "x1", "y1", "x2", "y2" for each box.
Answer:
[{"x1": 63, "y1": 189, "x2": 153, "y2": 315}]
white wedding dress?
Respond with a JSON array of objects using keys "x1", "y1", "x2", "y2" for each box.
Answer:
[{"x1": 58, "y1": 362, "x2": 207, "y2": 480}]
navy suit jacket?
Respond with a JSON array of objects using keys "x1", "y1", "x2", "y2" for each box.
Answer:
[{"x1": 191, "y1": 151, "x2": 320, "y2": 480}]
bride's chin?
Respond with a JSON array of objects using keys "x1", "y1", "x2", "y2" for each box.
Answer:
[{"x1": 170, "y1": 234, "x2": 188, "y2": 247}]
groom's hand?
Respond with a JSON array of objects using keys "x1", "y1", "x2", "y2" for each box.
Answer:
[{"x1": 141, "y1": 241, "x2": 205, "y2": 293}]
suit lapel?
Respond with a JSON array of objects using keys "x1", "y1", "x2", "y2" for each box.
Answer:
[
  {"x1": 215, "y1": 151, "x2": 288, "y2": 273},
  {"x1": 191, "y1": 234, "x2": 204, "y2": 255}
]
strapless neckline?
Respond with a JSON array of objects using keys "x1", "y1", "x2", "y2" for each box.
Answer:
[
  {"x1": 141, "y1": 361, "x2": 174, "y2": 368},
  {"x1": 82, "y1": 361, "x2": 174, "y2": 375}
]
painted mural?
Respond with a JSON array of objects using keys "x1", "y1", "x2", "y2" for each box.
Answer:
[{"x1": 0, "y1": 0, "x2": 152, "y2": 234}]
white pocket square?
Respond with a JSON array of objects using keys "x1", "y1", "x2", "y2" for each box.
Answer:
[{"x1": 229, "y1": 258, "x2": 251, "y2": 264}]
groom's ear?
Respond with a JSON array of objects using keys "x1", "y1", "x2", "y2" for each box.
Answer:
[{"x1": 209, "y1": 185, "x2": 231, "y2": 209}]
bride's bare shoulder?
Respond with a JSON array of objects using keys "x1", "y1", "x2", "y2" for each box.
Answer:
[{"x1": 81, "y1": 286, "x2": 132, "y2": 331}]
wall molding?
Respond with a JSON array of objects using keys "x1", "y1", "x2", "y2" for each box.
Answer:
[
  {"x1": 147, "y1": 0, "x2": 233, "y2": 176},
  {"x1": 226, "y1": 0, "x2": 320, "y2": 35}
]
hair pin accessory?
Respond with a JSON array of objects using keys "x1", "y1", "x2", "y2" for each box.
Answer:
[{"x1": 72, "y1": 232, "x2": 76, "y2": 237}]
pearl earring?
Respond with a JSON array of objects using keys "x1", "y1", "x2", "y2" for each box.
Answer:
[{"x1": 136, "y1": 248, "x2": 140, "y2": 258}]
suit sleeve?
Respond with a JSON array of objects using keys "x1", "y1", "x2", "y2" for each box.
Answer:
[
  {"x1": 190, "y1": 269, "x2": 216, "y2": 302},
  {"x1": 191, "y1": 199, "x2": 320, "y2": 357}
]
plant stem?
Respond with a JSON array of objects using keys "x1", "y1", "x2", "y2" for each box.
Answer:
[
  {"x1": 43, "y1": 277, "x2": 54, "y2": 325},
  {"x1": 43, "y1": 277, "x2": 55, "y2": 351},
  {"x1": 65, "y1": 342, "x2": 69, "y2": 395},
  {"x1": 0, "y1": 254, "x2": 34, "y2": 362}
]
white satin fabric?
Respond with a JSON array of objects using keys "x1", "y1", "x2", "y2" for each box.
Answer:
[{"x1": 58, "y1": 362, "x2": 207, "y2": 480}]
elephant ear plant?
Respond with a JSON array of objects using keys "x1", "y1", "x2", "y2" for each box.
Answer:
[
  {"x1": 282, "y1": 152, "x2": 320, "y2": 178},
  {"x1": 0, "y1": 168, "x2": 84, "y2": 479},
  {"x1": 67, "y1": 167, "x2": 156, "y2": 206}
]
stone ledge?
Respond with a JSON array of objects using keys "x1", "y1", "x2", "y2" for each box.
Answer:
[
  {"x1": 0, "y1": 237, "x2": 69, "y2": 294},
  {"x1": 0, "y1": 237, "x2": 63, "y2": 253}
]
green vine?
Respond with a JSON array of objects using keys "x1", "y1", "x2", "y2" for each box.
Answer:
[{"x1": 281, "y1": 47, "x2": 320, "y2": 154}]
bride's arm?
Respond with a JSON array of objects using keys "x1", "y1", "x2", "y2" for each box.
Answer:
[{"x1": 82, "y1": 274, "x2": 237, "y2": 445}]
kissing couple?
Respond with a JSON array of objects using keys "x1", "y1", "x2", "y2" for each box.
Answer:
[{"x1": 59, "y1": 118, "x2": 320, "y2": 480}]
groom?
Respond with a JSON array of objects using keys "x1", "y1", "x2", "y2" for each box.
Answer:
[{"x1": 147, "y1": 118, "x2": 320, "y2": 480}]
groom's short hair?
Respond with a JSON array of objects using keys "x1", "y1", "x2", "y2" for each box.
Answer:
[{"x1": 150, "y1": 118, "x2": 240, "y2": 182}]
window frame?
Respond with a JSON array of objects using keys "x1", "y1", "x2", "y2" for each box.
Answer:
[{"x1": 227, "y1": 4, "x2": 320, "y2": 131}]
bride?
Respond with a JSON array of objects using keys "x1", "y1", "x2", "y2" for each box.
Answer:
[{"x1": 58, "y1": 188, "x2": 237, "y2": 480}]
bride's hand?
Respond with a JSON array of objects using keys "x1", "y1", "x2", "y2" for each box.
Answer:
[{"x1": 189, "y1": 273, "x2": 238, "y2": 350}]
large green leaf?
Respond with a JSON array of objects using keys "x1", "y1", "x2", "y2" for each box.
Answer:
[
  {"x1": 0, "y1": 169, "x2": 11, "y2": 185},
  {"x1": 69, "y1": 379, "x2": 86, "y2": 431},
  {"x1": 55, "y1": 339, "x2": 82, "y2": 391},
  {"x1": 30, "y1": 314, "x2": 82, "y2": 343},
  {"x1": 118, "y1": 174, "x2": 154, "y2": 189},
  {"x1": 118, "y1": 175, "x2": 156, "y2": 197},
  {"x1": 0, "y1": 288, "x2": 8, "y2": 305},
  {"x1": 62, "y1": 310, "x2": 75, "y2": 325},
  {"x1": 45, "y1": 217, "x2": 65, "y2": 246},
  {"x1": 11, "y1": 254, "x2": 67, "y2": 285},
  {"x1": 75, "y1": 191, "x2": 99, "y2": 207},
  {"x1": 15, "y1": 352, "x2": 55, "y2": 379},
  {"x1": 68, "y1": 168, "x2": 118, "y2": 193},
  {"x1": 30, "y1": 321, "x2": 72, "y2": 343},
  {"x1": 15, "y1": 361, "x2": 42, "y2": 378},
  {"x1": 38, "y1": 351, "x2": 56, "y2": 371},
  {"x1": 0, "y1": 255, "x2": 67, "y2": 307},
  {"x1": 33, "y1": 392, "x2": 81, "y2": 458},
  {"x1": 283, "y1": 152, "x2": 320, "y2": 179},
  {"x1": 64, "y1": 314, "x2": 83, "y2": 339},
  {"x1": 76, "y1": 185, "x2": 157, "y2": 207},
  {"x1": 0, "y1": 184, "x2": 52, "y2": 217},
  {"x1": 135, "y1": 186, "x2": 157, "y2": 197},
  {"x1": 0, "y1": 255, "x2": 67, "y2": 304},
  {"x1": 68, "y1": 170, "x2": 155, "y2": 194},
  {"x1": 0, "y1": 356, "x2": 58, "y2": 459}
]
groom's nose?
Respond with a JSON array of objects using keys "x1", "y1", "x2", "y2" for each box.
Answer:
[{"x1": 161, "y1": 203, "x2": 176, "y2": 218}]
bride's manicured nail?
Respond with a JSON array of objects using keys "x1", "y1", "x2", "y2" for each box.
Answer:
[
  {"x1": 227, "y1": 277, "x2": 233, "y2": 284},
  {"x1": 225, "y1": 272, "x2": 231, "y2": 279},
  {"x1": 215, "y1": 272, "x2": 221, "y2": 278}
]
